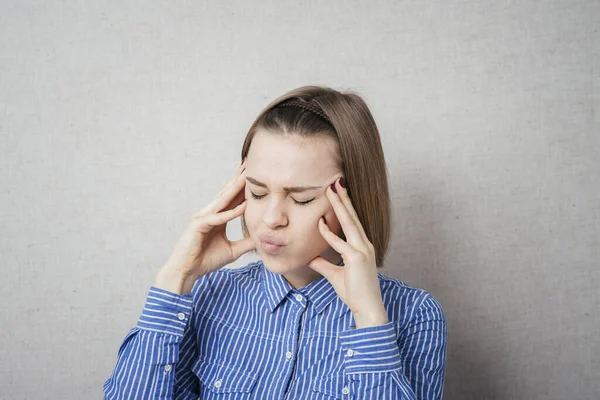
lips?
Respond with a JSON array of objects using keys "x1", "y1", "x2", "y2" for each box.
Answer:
[{"x1": 259, "y1": 234, "x2": 286, "y2": 246}]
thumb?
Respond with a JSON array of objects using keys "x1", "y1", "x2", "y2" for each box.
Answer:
[
  {"x1": 307, "y1": 256, "x2": 339, "y2": 280},
  {"x1": 230, "y1": 237, "x2": 256, "y2": 261}
]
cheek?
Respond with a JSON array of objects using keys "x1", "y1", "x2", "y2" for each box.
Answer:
[
  {"x1": 323, "y1": 208, "x2": 341, "y2": 233},
  {"x1": 309, "y1": 203, "x2": 341, "y2": 235},
  {"x1": 243, "y1": 203, "x2": 260, "y2": 228}
]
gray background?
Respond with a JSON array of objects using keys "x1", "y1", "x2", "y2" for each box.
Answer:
[{"x1": 1, "y1": 1, "x2": 598, "y2": 399}]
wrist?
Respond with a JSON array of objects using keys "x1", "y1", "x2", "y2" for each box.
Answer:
[
  {"x1": 353, "y1": 304, "x2": 389, "y2": 329},
  {"x1": 154, "y1": 266, "x2": 198, "y2": 295}
]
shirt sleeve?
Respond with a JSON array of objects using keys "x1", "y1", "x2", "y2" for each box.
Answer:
[
  {"x1": 338, "y1": 294, "x2": 447, "y2": 400},
  {"x1": 103, "y1": 286, "x2": 199, "y2": 400}
]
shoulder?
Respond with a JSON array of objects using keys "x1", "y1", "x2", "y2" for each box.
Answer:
[{"x1": 377, "y1": 272, "x2": 446, "y2": 325}]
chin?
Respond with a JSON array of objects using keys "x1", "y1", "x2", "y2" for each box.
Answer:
[{"x1": 260, "y1": 253, "x2": 297, "y2": 274}]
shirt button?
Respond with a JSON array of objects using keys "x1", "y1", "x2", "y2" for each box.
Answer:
[
  {"x1": 177, "y1": 312, "x2": 185, "y2": 320},
  {"x1": 342, "y1": 387, "x2": 350, "y2": 395},
  {"x1": 346, "y1": 349, "x2": 355, "y2": 357},
  {"x1": 214, "y1": 379, "x2": 223, "y2": 388},
  {"x1": 285, "y1": 351, "x2": 293, "y2": 360},
  {"x1": 294, "y1": 294, "x2": 303, "y2": 302},
  {"x1": 163, "y1": 364, "x2": 172, "y2": 372}
]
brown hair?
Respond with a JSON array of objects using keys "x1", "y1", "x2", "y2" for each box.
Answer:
[{"x1": 240, "y1": 85, "x2": 391, "y2": 267}]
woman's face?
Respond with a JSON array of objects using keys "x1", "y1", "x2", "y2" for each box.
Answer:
[{"x1": 244, "y1": 129, "x2": 344, "y2": 287}]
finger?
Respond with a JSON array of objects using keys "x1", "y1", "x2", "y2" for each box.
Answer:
[
  {"x1": 206, "y1": 169, "x2": 247, "y2": 214},
  {"x1": 222, "y1": 185, "x2": 245, "y2": 212},
  {"x1": 216, "y1": 179, "x2": 235, "y2": 199},
  {"x1": 334, "y1": 179, "x2": 359, "y2": 224},
  {"x1": 217, "y1": 159, "x2": 247, "y2": 198},
  {"x1": 326, "y1": 183, "x2": 369, "y2": 252},
  {"x1": 194, "y1": 161, "x2": 247, "y2": 218},
  {"x1": 307, "y1": 256, "x2": 342, "y2": 281},
  {"x1": 201, "y1": 200, "x2": 247, "y2": 230},
  {"x1": 318, "y1": 217, "x2": 354, "y2": 255},
  {"x1": 334, "y1": 179, "x2": 371, "y2": 246},
  {"x1": 230, "y1": 236, "x2": 256, "y2": 260}
]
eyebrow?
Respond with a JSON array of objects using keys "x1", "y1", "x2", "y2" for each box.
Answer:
[{"x1": 246, "y1": 177, "x2": 323, "y2": 193}]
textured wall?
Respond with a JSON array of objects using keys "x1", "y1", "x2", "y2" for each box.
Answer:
[{"x1": 1, "y1": 1, "x2": 598, "y2": 399}]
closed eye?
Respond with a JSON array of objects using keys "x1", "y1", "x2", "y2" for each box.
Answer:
[{"x1": 249, "y1": 191, "x2": 315, "y2": 206}]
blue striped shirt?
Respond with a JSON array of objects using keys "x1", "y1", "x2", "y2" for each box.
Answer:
[{"x1": 104, "y1": 260, "x2": 447, "y2": 399}]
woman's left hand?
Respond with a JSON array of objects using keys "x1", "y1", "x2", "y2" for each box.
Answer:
[{"x1": 307, "y1": 177, "x2": 389, "y2": 329}]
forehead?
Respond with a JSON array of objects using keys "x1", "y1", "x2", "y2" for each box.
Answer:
[{"x1": 246, "y1": 130, "x2": 341, "y2": 185}]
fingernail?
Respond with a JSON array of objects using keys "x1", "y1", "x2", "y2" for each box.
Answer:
[
  {"x1": 330, "y1": 181, "x2": 338, "y2": 194},
  {"x1": 339, "y1": 177, "x2": 346, "y2": 189}
]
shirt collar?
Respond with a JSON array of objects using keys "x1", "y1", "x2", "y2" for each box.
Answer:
[
  {"x1": 261, "y1": 261, "x2": 293, "y2": 313},
  {"x1": 260, "y1": 260, "x2": 345, "y2": 314}
]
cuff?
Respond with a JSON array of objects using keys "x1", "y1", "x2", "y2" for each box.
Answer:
[
  {"x1": 338, "y1": 322, "x2": 402, "y2": 374},
  {"x1": 136, "y1": 286, "x2": 193, "y2": 336}
]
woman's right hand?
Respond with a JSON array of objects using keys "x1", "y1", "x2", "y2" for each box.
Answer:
[{"x1": 154, "y1": 158, "x2": 255, "y2": 294}]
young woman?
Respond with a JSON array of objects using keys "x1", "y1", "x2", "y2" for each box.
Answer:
[{"x1": 104, "y1": 86, "x2": 447, "y2": 399}]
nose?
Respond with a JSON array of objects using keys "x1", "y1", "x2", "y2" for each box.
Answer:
[{"x1": 262, "y1": 197, "x2": 288, "y2": 229}]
